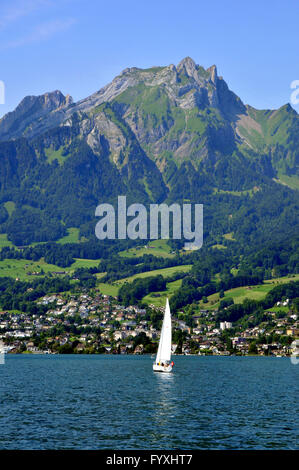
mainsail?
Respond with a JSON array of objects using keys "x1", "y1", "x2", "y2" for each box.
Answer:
[{"x1": 155, "y1": 298, "x2": 172, "y2": 363}]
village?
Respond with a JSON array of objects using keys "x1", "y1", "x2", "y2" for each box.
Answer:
[{"x1": 0, "y1": 290, "x2": 298, "y2": 358}]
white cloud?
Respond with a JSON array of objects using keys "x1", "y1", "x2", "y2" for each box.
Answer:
[
  {"x1": 0, "y1": 0, "x2": 51, "y2": 30},
  {"x1": 2, "y1": 17, "x2": 77, "y2": 49}
]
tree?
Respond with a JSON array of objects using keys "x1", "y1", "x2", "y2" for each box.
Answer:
[
  {"x1": 219, "y1": 297, "x2": 234, "y2": 309},
  {"x1": 172, "y1": 329, "x2": 186, "y2": 354},
  {"x1": 248, "y1": 341, "x2": 258, "y2": 355},
  {"x1": 58, "y1": 343, "x2": 74, "y2": 354},
  {"x1": 291, "y1": 297, "x2": 299, "y2": 313}
]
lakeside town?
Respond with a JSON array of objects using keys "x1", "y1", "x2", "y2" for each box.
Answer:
[{"x1": 0, "y1": 290, "x2": 298, "y2": 357}]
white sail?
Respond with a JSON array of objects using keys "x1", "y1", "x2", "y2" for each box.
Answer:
[{"x1": 155, "y1": 298, "x2": 172, "y2": 363}]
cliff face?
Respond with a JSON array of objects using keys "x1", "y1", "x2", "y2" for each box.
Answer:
[{"x1": 0, "y1": 90, "x2": 73, "y2": 141}]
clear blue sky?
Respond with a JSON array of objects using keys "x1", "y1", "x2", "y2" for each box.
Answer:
[{"x1": 0, "y1": 0, "x2": 298, "y2": 117}]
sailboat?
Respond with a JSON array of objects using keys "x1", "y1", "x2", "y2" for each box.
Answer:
[{"x1": 153, "y1": 298, "x2": 174, "y2": 373}]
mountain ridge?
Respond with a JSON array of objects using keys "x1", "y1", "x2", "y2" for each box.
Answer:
[
  {"x1": 0, "y1": 56, "x2": 297, "y2": 179},
  {"x1": 0, "y1": 57, "x2": 298, "y2": 247},
  {"x1": 1, "y1": 56, "x2": 294, "y2": 141}
]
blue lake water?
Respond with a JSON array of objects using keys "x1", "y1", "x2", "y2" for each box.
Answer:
[{"x1": 0, "y1": 355, "x2": 298, "y2": 449}]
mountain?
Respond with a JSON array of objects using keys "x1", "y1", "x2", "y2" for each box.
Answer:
[
  {"x1": 0, "y1": 90, "x2": 73, "y2": 141},
  {"x1": 0, "y1": 57, "x2": 298, "y2": 247}
]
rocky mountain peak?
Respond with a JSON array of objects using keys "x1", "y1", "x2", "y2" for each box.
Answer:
[
  {"x1": 207, "y1": 65, "x2": 218, "y2": 84},
  {"x1": 177, "y1": 56, "x2": 197, "y2": 77},
  {"x1": 0, "y1": 90, "x2": 71, "y2": 141},
  {"x1": 65, "y1": 94, "x2": 74, "y2": 106},
  {"x1": 42, "y1": 90, "x2": 69, "y2": 109}
]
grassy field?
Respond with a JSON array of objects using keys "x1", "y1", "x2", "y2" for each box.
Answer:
[
  {"x1": 70, "y1": 258, "x2": 101, "y2": 269},
  {"x1": 56, "y1": 227, "x2": 89, "y2": 244},
  {"x1": 0, "y1": 226, "x2": 87, "y2": 250},
  {"x1": 200, "y1": 273, "x2": 299, "y2": 310},
  {"x1": 0, "y1": 259, "x2": 69, "y2": 280},
  {"x1": 114, "y1": 264, "x2": 192, "y2": 286},
  {"x1": 265, "y1": 305, "x2": 289, "y2": 313},
  {"x1": 274, "y1": 173, "x2": 299, "y2": 191},
  {"x1": 0, "y1": 232, "x2": 48, "y2": 249},
  {"x1": 143, "y1": 279, "x2": 183, "y2": 306},
  {"x1": 57, "y1": 228, "x2": 80, "y2": 244},
  {"x1": 97, "y1": 277, "x2": 184, "y2": 306},
  {"x1": 95, "y1": 264, "x2": 192, "y2": 300},
  {"x1": 97, "y1": 283, "x2": 119, "y2": 297},
  {"x1": 4, "y1": 201, "x2": 16, "y2": 216},
  {"x1": 118, "y1": 239, "x2": 175, "y2": 258},
  {"x1": 44, "y1": 147, "x2": 66, "y2": 165},
  {"x1": 0, "y1": 257, "x2": 102, "y2": 281},
  {"x1": 0, "y1": 234, "x2": 13, "y2": 249},
  {"x1": 264, "y1": 274, "x2": 299, "y2": 285}
]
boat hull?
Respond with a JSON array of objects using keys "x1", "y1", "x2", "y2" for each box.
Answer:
[{"x1": 153, "y1": 364, "x2": 173, "y2": 373}]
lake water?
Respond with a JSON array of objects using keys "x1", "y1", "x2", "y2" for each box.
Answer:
[{"x1": 0, "y1": 355, "x2": 297, "y2": 449}]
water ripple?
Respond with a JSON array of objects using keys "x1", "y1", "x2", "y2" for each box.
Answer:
[{"x1": 0, "y1": 355, "x2": 297, "y2": 449}]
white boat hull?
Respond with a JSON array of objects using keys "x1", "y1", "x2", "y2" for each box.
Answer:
[{"x1": 153, "y1": 363, "x2": 173, "y2": 373}]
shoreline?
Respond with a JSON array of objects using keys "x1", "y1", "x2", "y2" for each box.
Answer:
[{"x1": 3, "y1": 351, "x2": 290, "y2": 358}]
